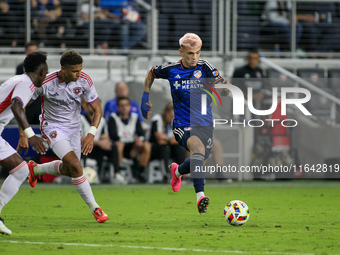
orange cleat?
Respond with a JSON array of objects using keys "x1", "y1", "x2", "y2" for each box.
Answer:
[
  {"x1": 93, "y1": 207, "x2": 109, "y2": 223},
  {"x1": 27, "y1": 160, "x2": 39, "y2": 188}
]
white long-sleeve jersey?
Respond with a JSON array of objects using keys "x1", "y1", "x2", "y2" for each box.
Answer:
[
  {"x1": 0, "y1": 74, "x2": 35, "y2": 134},
  {"x1": 32, "y1": 71, "x2": 99, "y2": 129}
]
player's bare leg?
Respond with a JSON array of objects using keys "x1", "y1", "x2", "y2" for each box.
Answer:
[
  {"x1": 0, "y1": 153, "x2": 31, "y2": 234},
  {"x1": 28, "y1": 151, "x2": 108, "y2": 223},
  {"x1": 115, "y1": 141, "x2": 125, "y2": 167},
  {"x1": 60, "y1": 151, "x2": 108, "y2": 222}
]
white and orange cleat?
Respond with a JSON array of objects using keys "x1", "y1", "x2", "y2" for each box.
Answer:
[
  {"x1": 27, "y1": 160, "x2": 39, "y2": 188},
  {"x1": 169, "y1": 163, "x2": 181, "y2": 192},
  {"x1": 93, "y1": 207, "x2": 109, "y2": 223}
]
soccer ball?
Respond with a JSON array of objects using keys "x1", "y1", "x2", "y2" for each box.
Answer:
[
  {"x1": 83, "y1": 167, "x2": 98, "y2": 184},
  {"x1": 224, "y1": 200, "x2": 250, "y2": 226}
]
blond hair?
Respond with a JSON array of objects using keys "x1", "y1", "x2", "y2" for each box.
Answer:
[{"x1": 179, "y1": 33, "x2": 202, "y2": 49}]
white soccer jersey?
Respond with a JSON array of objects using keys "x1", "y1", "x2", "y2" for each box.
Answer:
[
  {"x1": 32, "y1": 71, "x2": 99, "y2": 129},
  {"x1": 0, "y1": 74, "x2": 35, "y2": 134}
]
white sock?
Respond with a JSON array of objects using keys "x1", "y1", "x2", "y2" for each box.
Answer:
[
  {"x1": 175, "y1": 167, "x2": 181, "y2": 178},
  {"x1": 0, "y1": 162, "x2": 29, "y2": 215},
  {"x1": 196, "y1": 191, "x2": 205, "y2": 202},
  {"x1": 34, "y1": 160, "x2": 62, "y2": 176},
  {"x1": 72, "y1": 175, "x2": 99, "y2": 213}
]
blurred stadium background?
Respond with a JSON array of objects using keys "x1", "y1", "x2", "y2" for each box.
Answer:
[{"x1": 1, "y1": 0, "x2": 340, "y2": 181}]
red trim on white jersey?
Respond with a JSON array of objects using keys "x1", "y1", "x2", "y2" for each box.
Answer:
[
  {"x1": 0, "y1": 87, "x2": 16, "y2": 114},
  {"x1": 43, "y1": 72, "x2": 58, "y2": 85},
  {"x1": 40, "y1": 95, "x2": 50, "y2": 143},
  {"x1": 80, "y1": 72, "x2": 93, "y2": 87},
  {"x1": 29, "y1": 83, "x2": 35, "y2": 93}
]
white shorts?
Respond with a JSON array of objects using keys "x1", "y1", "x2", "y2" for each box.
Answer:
[
  {"x1": 0, "y1": 136, "x2": 17, "y2": 161},
  {"x1": 41, "y1": 125, "x2": 81, "y2": 160}
]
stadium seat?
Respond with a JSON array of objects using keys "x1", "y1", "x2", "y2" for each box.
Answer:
[
  {"x1": 159, "y1": 0, "x2": 190, "y2": 14},
  {"x1": 158, "y1": 14, "x2": 171, "y2": 48},
  {"x1": 147, "y1": 159, "x2": 166, "y2": 183},
  {"x1": 327, "y1": 68, "x2": 340, "y2": 123},
  {"x1": 327, "y1": 68, "x2": 340, "y2": 96},
  {"x1": 296, "y1": 68, "x2": 327, "y2": 88},
  {"x1": 171, "y1": 14, "x2": 201, "y2": 48},
  {"x1": 191, "y1": 0, "x2": 212, "y2": 15},
  {"x1": 266, "y1": 68, "x2": 296, "y2": 89},
  {"x1": 307, "y1": 89, "x2": 333, "y2": 124},
  {"x1": 98, "y1": 156, "x2": 115, "y2": 183},
  {"x1": 237, "y1": 16, "x2": 260, "y2": 50},
  {"x1": 191, "y1": 0, "x2": 212, "y2": 49},
  {"x1": 120, "y1": 158, "x2": 134, "y2": 183}
]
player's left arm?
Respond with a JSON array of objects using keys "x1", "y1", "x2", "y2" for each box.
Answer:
[
  {"x1": 81, "y1": 99, "x2": 102, "y2": 155},
  {"x1": 141, "y1": 70, "x2": 154, "y2": 119},
  {"x1": 12, "y1": 99, "x2": 47, "y2": 155}
]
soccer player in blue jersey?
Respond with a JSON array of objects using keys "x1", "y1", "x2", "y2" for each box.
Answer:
[{"x1": 141, "y1": 33, "x2": 229, "y2": 213}]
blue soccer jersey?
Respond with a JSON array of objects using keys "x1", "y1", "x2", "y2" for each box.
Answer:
[{"x1": 151, "y1": 59, "x2": 224, "y2": 128}]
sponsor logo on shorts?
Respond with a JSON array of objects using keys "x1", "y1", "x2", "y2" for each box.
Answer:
[
  {"x1": 184, "y1": 127, "x2": 192, "y2": 131},
  {"x1": 73, "y1": 87, "x2": 82, "y2": 95},
  {"x1": 49, "y1": 131, "x2": 58, "y2": 139}
]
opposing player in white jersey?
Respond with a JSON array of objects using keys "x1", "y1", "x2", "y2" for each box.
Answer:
[
  {"x1": 0, "y1": 52, "x2": 48, "y2": 235},
  {"x1": 20, "y1": 50, "x2": 108, "y2": 223}
]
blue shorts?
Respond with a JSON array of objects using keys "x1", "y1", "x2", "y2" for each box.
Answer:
[{"x1": 173, "y1": 126, "x2": 213, "y2": 160}]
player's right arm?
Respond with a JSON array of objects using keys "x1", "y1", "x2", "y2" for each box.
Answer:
[
  {"x1": 12, "y1": 98, "x2": 47, "y2": 155},
  {"x1": 141, "y1": 70, "x2": 154, "y2": 119}
]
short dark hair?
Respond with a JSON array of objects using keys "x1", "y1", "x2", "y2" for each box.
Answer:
[
  {"x1": 117, "y1": 96, "x2": 131, "y2": 105},
  {"x1": 60, "y1": 50, "x2": 83, "y2": 67},
  {"x1": 248, "y1": 49, "x2": 260, "y2": 56},
  {"x1": 25, "y1": 41, "x2": 39, "y2": 50},
  {"x1": 24, "y1": 52, "x2": 47, "y2": 73}
]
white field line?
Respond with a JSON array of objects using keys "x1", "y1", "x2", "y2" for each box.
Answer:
[{"x1": 0, "y1": 240, "x2": 322, "y2": 255}]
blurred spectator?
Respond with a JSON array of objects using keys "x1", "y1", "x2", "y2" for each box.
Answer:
[
  {"x1": 31, "y1": 0, "x2": 65, "y2": 47},
  {"x1": 15, "y1": 41, "x2": 39, "y2": 75},
  {"x1": 15, "y1": 41, "x2": 41, "y2": 125},
  {"x1": 232, "y1": 49, "x2": 265, "y2": 145},
  {"x1": 232, "y1": 49, "x2": 264, "y2": 105},
  {"x1": 108, "y1": 96, "x2": 151, "y2": 183},
  {"x1": 81, "y1": 99, "x2": 126, "y2": 184},
  {"x1": 99, "y1": 0, "x2": 147, "y2": 49},
  {"x1": 0, "y1": 0, "x2": 19, "y2": 46},
  {"x1": 147, "y1": 102, "x2": 186, "y2": 182},
  {"x1": 297, "y1": 2, "x2": 340, "y2": 53},
  {"x1": 77, "y1": 0, "x2": 119, "y2": 54},
  {"x1": 261, "y1": 0, "x2": 302, "y2": 50},
  {"x1": 103, "y1": 81, "x2": 143, "y2": 121}
]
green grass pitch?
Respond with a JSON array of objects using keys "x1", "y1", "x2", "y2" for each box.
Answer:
[{"x1": 0, "y1": 180, "x2": 339, "y2": 255}]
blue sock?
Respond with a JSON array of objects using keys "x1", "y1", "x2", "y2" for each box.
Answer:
[
  {"x1": 190, "y1": 153, "x2": 205, "y2": 193},
  {"x1": 193, "y1": 178, "x2": 205, "y2": 193},
  {"x1": 178, "y1": 157, "x2": 190, "y2": 175}
]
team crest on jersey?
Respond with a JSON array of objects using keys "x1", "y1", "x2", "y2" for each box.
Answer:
[
  {"x1": 73, "y1": 87, "x2": 82, "y2": 95},
  {"x1": 193, "y1": 70, "x2": 202, "y2": 79},
  {"x1": 213, "y1": 70, "x2": 219, "y2": 76},
  {"x1": 49, "y1": 131, "x2": 58, "y2": 139}
]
